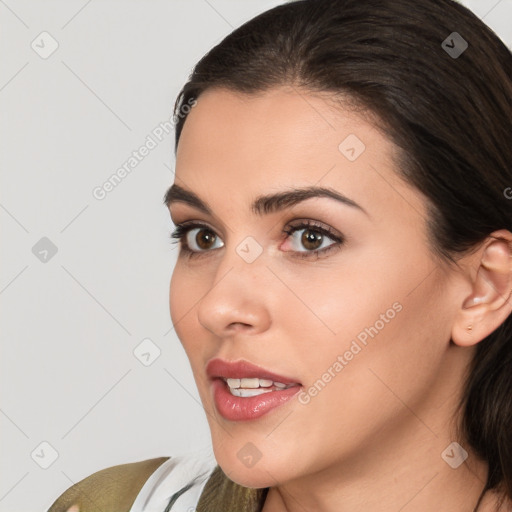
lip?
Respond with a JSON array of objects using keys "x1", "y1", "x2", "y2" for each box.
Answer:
[
  {"x1": 206, "y1": 358, "x2": 301, "y2": 385},
  {"x1": 206, "y1": 358, "x2": 302, "y2": 422}
]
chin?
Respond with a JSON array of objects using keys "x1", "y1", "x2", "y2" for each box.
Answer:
[
  {"x1": 218, "y1": 460, "x2": 279, "y2": 489},
  {"x1": 212, "y1": 442, "x2": 294, "y2": 488}
]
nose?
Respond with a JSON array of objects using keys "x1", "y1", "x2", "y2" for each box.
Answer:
[{"x1": 196, "y1": 249, "x2": 272, "y2": 339}]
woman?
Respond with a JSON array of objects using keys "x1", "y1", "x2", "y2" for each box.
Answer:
[{"x1": 49, "y1": 0, "x2": 512, "y2": 510}]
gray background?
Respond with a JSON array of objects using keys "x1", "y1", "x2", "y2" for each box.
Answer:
[{"x1": 0, "y1": 1, "x2": 510, "y2": 510}]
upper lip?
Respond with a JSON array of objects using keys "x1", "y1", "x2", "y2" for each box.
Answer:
[{"x1": 206, "y1": 358, "x2": 301, "y2": 385}]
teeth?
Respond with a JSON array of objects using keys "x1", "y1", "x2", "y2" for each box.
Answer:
[
  {"x1": 226, "y1": 377, "x2": 281, "y2": 389},
  {"x1": 241, "y1": 378, "x2": 260, "y2": 388},
  {"x1": 226, "y1": 378, "x2": 241, "y2": 388},
  {"x1": 224, "y1": 377, "x2": 297, "y2": 396}
]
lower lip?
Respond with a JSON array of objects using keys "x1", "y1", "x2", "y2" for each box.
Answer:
[{"x1": 211, "y1": 379, "x2": 302, "y2": 421}]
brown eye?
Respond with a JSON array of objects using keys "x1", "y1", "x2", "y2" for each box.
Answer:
[
  {"x1": 301, "y1": 229, "x2": 323, "y2": 250},
  {"x1": 188, "y1": 227, "x2": 223, "y2": 251},
  {"x1": 284, "y1": 224, "x2": 338, "y2": 253}
]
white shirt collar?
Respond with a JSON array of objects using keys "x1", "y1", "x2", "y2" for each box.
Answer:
[{"x1": 129, "y1": 451, "x2": 217, "y2": 512}]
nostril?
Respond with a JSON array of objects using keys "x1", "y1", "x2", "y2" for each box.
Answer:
[{"x1": 228, "y1": 322, "x2": 252, "y2": 330}]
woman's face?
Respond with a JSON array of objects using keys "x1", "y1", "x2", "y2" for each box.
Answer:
[{"x1": 168, "y1": 86, "x2": 468, "y2": 488}]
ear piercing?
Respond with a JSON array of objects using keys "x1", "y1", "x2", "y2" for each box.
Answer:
[{"x1": 467, "y1": 324, "x2": 473, "y2": 331}]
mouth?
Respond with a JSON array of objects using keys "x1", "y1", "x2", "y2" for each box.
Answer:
[
  {"x1": 222, "y1": 377, "x2": 298, "y2": 397},
  {"x1": 206, "y1": 357, "x2": 301, "y2": 387},
  {"x1": 206, "y1": 358, "x2": 302, "y2": 421}
]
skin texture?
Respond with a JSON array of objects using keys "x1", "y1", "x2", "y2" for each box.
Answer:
[{"x1": 167, "y1": 86, "x2": 512, "y2": 512}]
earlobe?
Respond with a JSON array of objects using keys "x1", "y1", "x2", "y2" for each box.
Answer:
[{"x1": 452, "y1": 231, "x2": 512, "y2": 348}]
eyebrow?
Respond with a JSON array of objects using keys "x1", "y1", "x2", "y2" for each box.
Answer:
[{"x1": 163, "y1": 183, "x2": 368, "y2": 217}]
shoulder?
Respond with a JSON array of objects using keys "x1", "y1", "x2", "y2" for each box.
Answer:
[{"x1": 47, "y1": 456, "x2": 170, "y2": 512}]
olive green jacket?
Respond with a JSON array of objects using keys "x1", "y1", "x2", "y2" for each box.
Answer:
[
  {"x1": 48, "y1": 457, "x2": 170, "y2": 512},
  {"x1": 48, "y1": 456, "x2": 268, "y2": 512}
]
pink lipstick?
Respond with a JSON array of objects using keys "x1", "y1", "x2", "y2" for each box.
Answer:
[{"x1": 206, "y1": 358, "x2": 302, "y2": 421}]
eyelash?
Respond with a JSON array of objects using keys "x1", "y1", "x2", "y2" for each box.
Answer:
[{"x1": 169, "y1": 220, "x2": 344, "y2": 260}]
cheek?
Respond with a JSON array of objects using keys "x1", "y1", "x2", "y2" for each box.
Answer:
[
  {"x1": 293, "y1": 250, "x2": 447, "y2": 415},
  {"x1": 169, "y1": 265, "x2": 199, "y2": 352},
  {"x1": 169, "y1": 267, "x2": 183, "y2": 325},
  {"x1": 169, "y1": 264, "x2": 216, "y2": 380},
  {"x1": 317, "y1": 277, "x2": 447, "y2": 420},
  {"x1": 169, "y1": 262, "x2": 203, "y2": 330}
]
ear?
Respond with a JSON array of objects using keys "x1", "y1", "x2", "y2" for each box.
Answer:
[{"x1": 452, "y1": 229, "x2": 512, "y2": 347}]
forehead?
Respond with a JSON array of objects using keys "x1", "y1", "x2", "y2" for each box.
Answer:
[
  {"x1": 176, "y1": 86, "x2": 385, "y2": 167},
  {"x1": 174, "y1": 86, "x2": 424, "y2": 222}
]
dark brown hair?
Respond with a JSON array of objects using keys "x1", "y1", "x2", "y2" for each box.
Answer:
[{"x1": 171, "y1": 0, "x2": 512, "y2": 507}]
